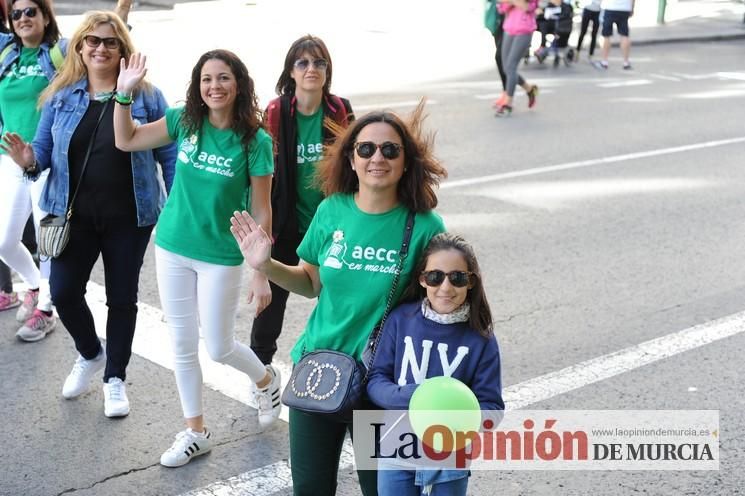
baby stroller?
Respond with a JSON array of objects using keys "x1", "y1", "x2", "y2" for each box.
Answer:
[{"x1": 535, "y1": 0, "x2": 575, "y2": 67}]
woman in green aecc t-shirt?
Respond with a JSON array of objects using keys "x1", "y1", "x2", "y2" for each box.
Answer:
[
  {"x1": 113, "y1": 49, "x2": 281, "y2": 468},
  {"x1": 230, "y1": 101, "x2": 447, "y2": 496}
]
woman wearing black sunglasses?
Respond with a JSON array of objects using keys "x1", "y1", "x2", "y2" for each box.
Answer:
[
  {"x1": 252, "y1": 35, "x2": 354, "y2": 370},
  {"x1": 230, "y1": 101, "x2": 447, "y2": 496},
  {"x1": 1, "y1": 11, "x2": 175, "y2": 418},
  {"x1": 0, "y1": 0, "x2": 133, "y2": 340}
]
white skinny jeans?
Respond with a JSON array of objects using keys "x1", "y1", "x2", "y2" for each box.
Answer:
[
  {"x1": 0, "y1": 154, "x2": 52, "y2": 311},
  {"x1": 155, "y1": 246, "x2": 267, "y2": 418}
]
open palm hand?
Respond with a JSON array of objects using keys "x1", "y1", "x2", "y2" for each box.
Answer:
[{"x1": 230, "y1": 210, "x2": 272, "y2": 270}]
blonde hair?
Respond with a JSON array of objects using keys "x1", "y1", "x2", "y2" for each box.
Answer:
[{"x1": 40, "y1": 10, "x2": 149, "y2": 104}]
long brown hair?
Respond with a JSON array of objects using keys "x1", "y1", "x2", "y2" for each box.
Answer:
[
  {"x1": 182, "y1": 49, "x2": 263, "y2": 155},
  {"x1": 316, "y1": 99, "x2": 447, "y2": 213},
  {"x1": 404, "y1": 233, "x2": 494, "y2": 337}
]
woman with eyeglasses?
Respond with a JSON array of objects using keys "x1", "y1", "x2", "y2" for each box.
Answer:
[
  {"x1": 230, "y1": 101, "x2": 447, "y2": 496},
  {"x1": 252, "y1": 35, "x2": 354, "y2": 370},
  {"x1": 1, "y1": 11, "x2": 175, "y2": 418},
  {"x1": 0, "y1": 0, "x2": 132, "y2": 340},
  {"x1": 113, "y1": 49, "x2": 280, "y2": 468}
]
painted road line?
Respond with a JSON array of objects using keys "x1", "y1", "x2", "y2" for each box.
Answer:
[
  {"x1": 178, "y1": 443, "x2": 356, "y2": 496},
  {"x1": 440, "y1": 136, "x2": 745, "y2": 190},
  {"x1": 178, "y1": 309, "x2": 745, "y2": 496},
  {"x1": 503, "y1": 309, "x2": 745, "y2": 409},
  {"x1": 353, "y1": 100, "x2": 437, "y2": 111},
  {"x1": 598, "y1": 79, "x2": 653, "y2": 88}
]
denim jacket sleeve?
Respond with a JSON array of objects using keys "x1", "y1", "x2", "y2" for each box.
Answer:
[
  {"x1": 149, "y1": 87, "x2": 176, "y2": 193},
  {"x1": 28, "y1": 97, "x2": 57, "y2": 180}
]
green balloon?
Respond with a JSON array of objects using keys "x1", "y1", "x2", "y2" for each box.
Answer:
[{"x1": 408, "y1": 376, "x2": 481, "y2": 451}]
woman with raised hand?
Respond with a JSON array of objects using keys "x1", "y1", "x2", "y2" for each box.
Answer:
[
  {"x1": 230, "y1": 101, "x2": 447, "y2": 496},
  {"x1": 0, "y1": 0, "x2": 132, "y2": 340},
  {"x1": 113, "y1": 49, "x2": 281, "y2": 468},
  {"x1": 0, "y1": 11, "x2": 174, "y2": 417},
  {"x1": 251, "y1": 34, "x2": 354, "y2": 368}
]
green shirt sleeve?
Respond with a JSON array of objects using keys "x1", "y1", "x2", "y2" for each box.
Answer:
[
  {"x1": 248, "y1": 128, "x2": 274, "y2": 177},
  {"x1": 164, "y1": 106, "x2": 184, "y2": 141}
]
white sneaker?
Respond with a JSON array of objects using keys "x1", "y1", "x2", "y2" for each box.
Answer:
[
  {"x1": 103, "y1": 378, "x2": 130, "y2": 417},
  {"x1": 160, "y1": 428, "x2": 212, "y2": 467},
  {"x1": 62, "y1": 349, "x2": 106, "y2": 399},
  {"x1": 16, "y1": 289, "x2": 39, "y2": 323},
  {"x1": 254, "y1": 365, "x2": 281, "y2": 429},
  {"x1": 16, "y1": 309, "x2": 57, "y2": 342}
]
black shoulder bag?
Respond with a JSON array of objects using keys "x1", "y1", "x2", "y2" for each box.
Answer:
[
  {"x1": 281, "y1": 211, "x2": 416, "y2": 423},
  {"x1": 38, "y1": 98, "x2": 111, "y2": 259}
]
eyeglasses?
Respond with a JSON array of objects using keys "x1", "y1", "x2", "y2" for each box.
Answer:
[
  {"x1": 421, "y1": 270, "x2": 474, "y2": 288},
  {"x1": 83, "y1": 35, "x2": 121, "y2": 50},
  {"x1": 11, "y1": 7, "x2": 38, "y2": 21},
  {"x1": 293, "y1": 58, "x2": 328, "y2": 71},
  {"x1": 353, "y1": 141, "x2": 403, "y2": 160}
]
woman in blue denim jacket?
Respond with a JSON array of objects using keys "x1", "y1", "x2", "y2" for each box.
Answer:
[
  {"x1": 1, "y1": 11, "x2": 176, "y2": 419},
  {"x1": 0, "y1": 0, "x2": 67, "y2": 340},
  {"x1": 0, "y1": 0, "x2": 131, "y2": 340}
]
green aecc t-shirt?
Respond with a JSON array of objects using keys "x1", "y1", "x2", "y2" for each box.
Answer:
[
  {"x1": 293, "y1": 193, "x2": 446, "y2": 363},
  {"x1": 156, "y1": 107, "x2": 274, "y2": 265},
  {"x1": 0, "y1": 47, "x2": 48, "y2": 152},
  {"x1": 294, "y1": 107, "x2": 325, "y2": 233}
]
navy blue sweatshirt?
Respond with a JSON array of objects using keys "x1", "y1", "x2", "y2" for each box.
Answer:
[{"x1": 367, "y1": 300, "x2": 504, "y2": 411}]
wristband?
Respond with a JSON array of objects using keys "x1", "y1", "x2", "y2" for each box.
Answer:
[{"x1": 114, "y1": 91, "x2": 133, "y2": 106}]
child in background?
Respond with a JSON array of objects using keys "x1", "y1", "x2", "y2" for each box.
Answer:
[{"x1": 367, "y1": 233, "x2": 504, "y2": 495}]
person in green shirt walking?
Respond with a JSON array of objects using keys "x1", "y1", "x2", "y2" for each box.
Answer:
[
  {"x1": 0, "y1": 0, "x2": 132, "y2": 340},
  {"x1": 253, "y1": 34, "x2": 354, "y2": 368},
  {"x1": 230, "y1": 101, "x2": 447, "y2": 496},
  {"x1": 113, "y1": 49, "x2": 281, "y2": 468}
]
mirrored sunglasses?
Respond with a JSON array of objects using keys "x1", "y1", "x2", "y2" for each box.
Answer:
[
  {"x1": 353, "y1": 141, "x2": 402, "y2": 160},
  {"x1": 11, "y1": 7, "x2": 38, "y2": 21},
  {"x1": 83, "y1": 35, "x2": 121, "y2": 50},
  {"x1": 421, "y1": 270, "x2": 473, "y2": 288},
  {"x1": 293, "y1": 58, "x2": 328, "y2": 71}
]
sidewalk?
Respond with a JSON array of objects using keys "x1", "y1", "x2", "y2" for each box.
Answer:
[{"x1": 626, "y1": 0, "x2": 745, "y2": 45}]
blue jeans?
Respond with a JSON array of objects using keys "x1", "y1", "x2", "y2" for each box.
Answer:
[
  {"x1": 50, "y1": 213, "x2": 152, "y2": 382},
  {"x1": 378, "y1": 469, "x2": 469, "y2": 496}
]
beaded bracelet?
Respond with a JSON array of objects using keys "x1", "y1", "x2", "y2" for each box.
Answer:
[{"x1": 114, "y1": 92, "x2": 133, "y2": 106}]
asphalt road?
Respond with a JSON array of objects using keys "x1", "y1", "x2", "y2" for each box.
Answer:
[{"x1": 1, "y1": 30, "x2": 744, "y2": 496}]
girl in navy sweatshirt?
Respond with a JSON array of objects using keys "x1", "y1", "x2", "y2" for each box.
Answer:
[{"x1": 367, "y1": 233, "x2": 504, "y2": 495}]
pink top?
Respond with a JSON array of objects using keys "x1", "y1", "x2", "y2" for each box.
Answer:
[{"x1": 499, "y1": 0, "x2": 538, "y2": 35}]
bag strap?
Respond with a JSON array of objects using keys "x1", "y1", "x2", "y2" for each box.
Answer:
[
  {"x1": 363, "y1": 210, "x2": 416, "y2": 376},
  {"x1": 0, "y1": 44, "x2": 12, "y2": 66},
  {"x1": 65, "y1": 98, "x2": 111, "y2": 219},
  {"x1": 0, "y1": 43, "x2": 64, "y2": 71},
  {"x1": 50, "y1": 43, "x2": 64, "y2": 70}
]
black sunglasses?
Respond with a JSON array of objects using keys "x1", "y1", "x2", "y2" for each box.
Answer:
[
  {"x1": 83, "y1": 35, "x2": 121, "y2": 50},
  {"x1": 421, "y1": 270, "x2": 474, "y2": 288},
  {"x1": 293, "y1": 58, "x2": 328, "y2": 71},
  {"x1": 11, "y1": 7, "x2": 38, "y2": 21},
  {"x1": 353, "y1": 141, "x2": 402, "y2": 160}
]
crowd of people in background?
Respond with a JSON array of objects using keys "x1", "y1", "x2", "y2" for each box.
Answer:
[
  {"x1": 0, "y1": 1, "x2": 506, "y2": 495},
  {"x1": 485, "y1": 0, "x2": 636, "y2": 116}
]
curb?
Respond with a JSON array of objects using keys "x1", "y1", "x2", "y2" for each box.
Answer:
[{"x1": 632, "y1": 31, "x2": 745, "y2": 46}]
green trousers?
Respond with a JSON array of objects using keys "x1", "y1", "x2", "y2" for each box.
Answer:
[{"x1": 289, "y1": 407, "x2": 377, "y2": 496}]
